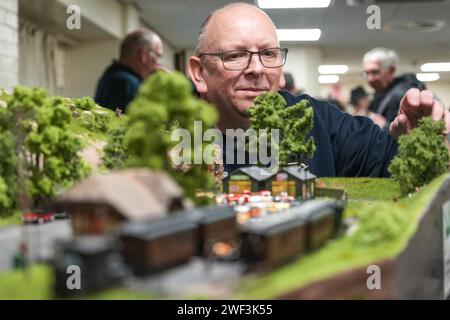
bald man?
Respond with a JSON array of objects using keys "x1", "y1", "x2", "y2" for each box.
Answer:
[
  {"x1": 188, "y1": 3, "x2": 450, "y2": 177},
  {"x1": 95, "y1": 29, "x2": 164, "y2": 112}
]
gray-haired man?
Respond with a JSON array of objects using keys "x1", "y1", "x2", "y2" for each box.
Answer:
[{"x1": 362, "y1": 47, "x2": 426, "y2": 126}]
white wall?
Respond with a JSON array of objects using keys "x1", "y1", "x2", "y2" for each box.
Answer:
[
  {"x1": 284, "y1": 46, "x2": 322, "y2": 97},
  {"x1": 62, "y1": 39, "x2": 120, "y2": 98},
  {"x1": 56, "y1": 0, "x2": 123, "y2": 38},
  {"x1": 61, "y1": 36, "x2": 176, "y2": 98},
  {"x1": 0, "y1": 0, "x2": 18, "y2": 91},
  {"x1": 160, "y1": 37, "x2": 176, "y2": 72},
  {"x1": 427, "y1": 81, "x2": 450, "y2": 109}
]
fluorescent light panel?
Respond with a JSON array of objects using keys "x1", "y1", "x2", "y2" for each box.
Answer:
[
  {"x1": 277, "y1": 29, "x2": 321, "y2": 41},
  {"x1": 416, "y1": 73, "x2": 440, "y2": 82},
  {"x1": 258, "y1": 0, "x2": 331, "y2": 8},
  {"x1": 318, "y1": 65, "x2": 348, "y2": 74},
  {"x1": 318, "y1": 75, "x2": 339, "y2": 84},
  {"x1": 421, "y1": 62, "x2": 450, "y2": 72}
]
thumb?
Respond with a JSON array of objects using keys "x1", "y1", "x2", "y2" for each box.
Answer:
[{"x1": 389, "y1": 114, "x2": 408, "y2": 140}]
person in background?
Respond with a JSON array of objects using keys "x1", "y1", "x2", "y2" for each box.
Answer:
[
  {"x1": 350, "y1": 86, "x2": 386, "y2": 129},
  {"x1": 362, "y1": 47, "x2": 426, "y2": 127},
  {"x1": 95, "y1": 28, "x2": 164, "y2": 113},
  {"x1": 282, "y1": 72, "x2": 298, "y2": 95},
  {"x1": 327, "y1": 83, "x2": 347, "y2": 112}
]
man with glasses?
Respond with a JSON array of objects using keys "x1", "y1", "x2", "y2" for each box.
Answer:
[
  {"x1": 362, "y1": 47, "x2": 426, "y2": 127},
  {"x1": 188, "y1": 3, "x2": 449, "y2": 177},
  {"x1": 95, "y1": 28, "x2": 164, "y2": 113}
]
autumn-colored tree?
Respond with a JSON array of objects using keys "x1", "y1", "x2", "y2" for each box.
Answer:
[
  {"x1": 389, "y1": 117, "x2": 450, "y2": 195},
  {"x1": 247, "y1": 93, "x2": 316, "y2": 167}
]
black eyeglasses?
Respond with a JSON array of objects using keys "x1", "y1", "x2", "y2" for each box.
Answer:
[{"x1": 198, "y1": 47, "x2": 288, "y2": 71}]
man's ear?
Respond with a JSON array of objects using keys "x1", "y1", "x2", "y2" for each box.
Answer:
[
  {"x1": 188, "y1": 56, "x2": 208, "y2": 95},
  {"x1": 137, "y1": 47, "x2": 148, "y2": 65},
  {"x1": 388, "y1": 65, "x2": 396, "y2": 77}
]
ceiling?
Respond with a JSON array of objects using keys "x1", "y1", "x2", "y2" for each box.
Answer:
[{"x1": 136, "y1": 0, "x2": 450, "y2": 79}]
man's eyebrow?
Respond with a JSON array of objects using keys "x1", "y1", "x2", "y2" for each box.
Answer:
[{"x1": 220, "y1": 44, "x2": 279, "y2": 51}]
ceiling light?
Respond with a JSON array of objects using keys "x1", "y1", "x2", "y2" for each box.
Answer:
[
  {"x1": 277, "y1": 29, "x2": 321, "y2": 41},
  {"x1": 416, "y1": 73, "x2": 440, "y2": 82},
  {"x1": 420, "y1": 62, "x2": 450, "y2": 72},
  {"x1": 318, "y1": 75, "x2": 340, "y2": 84},
  {"x1": 318, "y1": 65, "x2": 349, "y2": 74},
  {"x1": 258, "y1": 0, "x2": 331, "y2": 8}
]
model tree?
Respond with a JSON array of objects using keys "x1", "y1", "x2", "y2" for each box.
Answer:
[
  {"x1": 1, "y1": 87, "x2": 91, "y2": 209},
  {"x1": 0, "y1": 102, "x2": 19, "y2": 217},
  {"x1": 389, "y1": 117, "x2": 450, "y2": 195},
  {"x1": 247, "y1": 93, "x2": 316, "y2": 168},
  {"x1": 124, "y1": 71, "x2": 219, "y2": 204}
]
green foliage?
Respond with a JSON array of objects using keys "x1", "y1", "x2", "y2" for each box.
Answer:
[
  {"x1": 318, "y1": 177, "x2": 401, "y2": 201},
  {"x1": 389, "y1": 117, "x2": 450, "y2": 195},
  {"x1": 247, "y1": 93, "x2": 316, "y2": 167},
  {"x1": 74, "y1": 96, "x2": 96, "y2": 111},
  {"x1": 0, "y1": 98, "x2": 20, "y2": 217},
  {"x1": 80, "y1": 110, "x2": 114, "y2": 133},
  {"x1": 102, "y1": 118, "x2": 129, "y2": 170},
  {"x1": 0, "y1": 86, "x2": 91, "y2": 210},
  {"x1": 350, "y1": 203, "x2": 408, "y2": 247},
  {"x1": 124, "y1": 71, "x2": 218, "y2": 205},
  {"x1": 0, "y1": 132, "x2": 19, "y2": 216}
]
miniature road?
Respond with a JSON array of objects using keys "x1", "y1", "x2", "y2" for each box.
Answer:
[
  {"x1": 127, "y1": 258, "x2": 247, "y2": 298},
  {"x1": 0, "y1": 220, "x2": 73, "y2": 271}
]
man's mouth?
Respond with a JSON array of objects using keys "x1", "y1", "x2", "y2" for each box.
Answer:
[{"x1": 237, "y1": 88, "x2": 268, "y2": 97}]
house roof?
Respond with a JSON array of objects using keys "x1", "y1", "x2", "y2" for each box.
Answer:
[
  {"x1": 182, "y1": 206, "x2": 236, "y2": 224},
  {"x1": 229, "y1": 166, "x2": 275, "y2": 182},
  {"x1": 55, "y1": 236, "x2": 116, "y2": 256},
  {"x1": 286, "y1": 199, "x2": 338, "y2": 221},
  {"x1": 120, "y1": 215, "x2": 196, "y2": 240},
  {"x1": 239, "y1": 209, "x2": 306, "y2": 236},
  {"x1": 55, "y1": 168, "x2": 186, "y2": 221},
  {"x1": 282, "y1": 166, "x2": 316, "y2": 181}
]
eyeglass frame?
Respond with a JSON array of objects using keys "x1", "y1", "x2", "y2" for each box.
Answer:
[
  {"x1": 361, "y1": 68, "x2": 383, "y2": 80},
  {"x1": 198, "y1": 47, "x2": 289, "y2": 71},
  {"x1": 147, "y1": 47, "x2": 163, "y2": 59}
]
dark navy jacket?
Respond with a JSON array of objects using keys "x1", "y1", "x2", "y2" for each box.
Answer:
[
  {"x1": 95, "y1": 61, "x2": 142, "y2": 112},
  {"x1": 223, "y1": 90, "x2": 398, "y2": 178}
]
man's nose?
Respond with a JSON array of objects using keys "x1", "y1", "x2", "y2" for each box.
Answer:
[
  {"x1": 245, "y1": 53, "x2": 264, "y2": 75},
  {"x1": 367, "y1": 73, "x2": 377, "y2": 82}
]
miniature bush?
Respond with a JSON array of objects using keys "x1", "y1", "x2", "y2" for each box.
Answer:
[
  {"x1": 247, "y1": 93, "x2": 316, "y2": 167},
  {"x1": 388, "y1": 117, "x2": 450, "y2": 195},
  {"x1": 350, "y1": 203, "x2": 408, "y2": 247},
  {"x1": 81, "y1": 110, "x2": 114, "y2": 133},
  {"x1": 102, "y1": 120, "x2": 128, "y2": 170},
  {"x1": 74, "y1": 96, "x2": 96, "y2": 111}
]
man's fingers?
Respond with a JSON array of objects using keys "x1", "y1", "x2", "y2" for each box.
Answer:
[
  {"x1": 401, "y1": 88, "x2": 420, "y2": 109},
  {"x1": 444, "y1": 109, "x2": 450, "y2": 136},
  {"x1": 390, "y1": 114, "x2": 408, "y2": 139},
  {"x1": 420, "y1": 90, "x2": 434, "y2": 107},
  {"x1": 398, "y1": 113, "x2": 408, "y2": 132},
  {"x1": 431, "y1": 99, "x2": 444, "y2": 121}
]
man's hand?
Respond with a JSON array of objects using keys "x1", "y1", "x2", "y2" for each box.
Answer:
[{"x1": 389, "y1": 88, "x2": 450, "y2": 140}]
